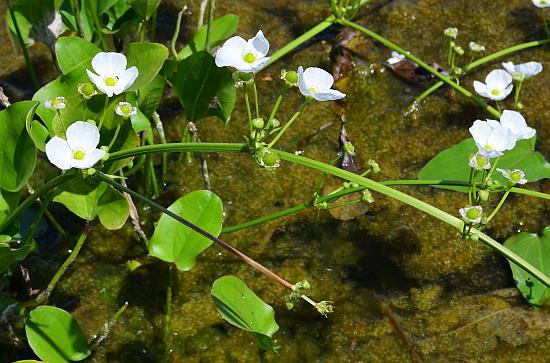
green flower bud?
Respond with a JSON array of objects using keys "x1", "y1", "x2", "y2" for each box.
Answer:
[
  {"x1": 252, "y1": 117, "x2": 264, "y2": 129},
  {"x1": 238, "y1": 72, "x2": 254, "y2": 82},
  {"x1": 316, "y1": 201, "x2": 328, "y2": 209},
  {"x1": 271, "y1": 118, "x2": 280, "y2": 128},
  {"x1": 282, "y1": 69, "x2": 299, "y2": 86},
  {"x1": 263, "y1": 151, "x2": 279, "y2": 167},
  {"x1": 367, "y1": 159, "x2": 380, "y2": 173},
  {"x1": 478, "y1": 190, "x2": 490, "y2": 202},
  {"x1": 343, "y1": 141, "x2": 355, "y2": 155},
  {"x1": 77, "y1": 82, "x2": 97, "y2": 99},
  {"x1": 362, "y1": 190, "x2": 374, "y2": 203},
  {"x1": 453, "y1": 46, "x2": 464, "y2": 55},
  {"x1": 87, "y1": 119, "x2": 97, "y2": 126},
  {"x1": 286, "y1": 302, "x2": 294, "y2": 310}
]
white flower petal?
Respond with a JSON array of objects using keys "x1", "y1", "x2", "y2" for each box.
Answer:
[
  {"x1": 502, "y1": 62, "x2": 516, "y2": 75},
  {"x1": 298, "y1": 66, "x2": 312, "y2": 97},
  {"x1": 66, "y1": 121, "x2": 101, "y2": 152},
  {"x1": 117, "y1": 66, "x2": 139, "y2": 94},
  {"x1": 303, "y1": 67, "x2": 334, "y2": 90},
  {"x1": 500, "y1": 110, "x2": 536, "y2": 140},
  {"x1": 87, "y1": 69, "x2": 113, "y2": 97},
  {"x1": 250, "y1": 30, "x2": 269, "y2": 57},
  {"x1": 311, "y1": 90, "x2": 346, "y2": 101},
  {"x1": 92, "y1": 52, "x2": 128, "y2": 76},
  {"x1": 469, "y1": 120, "x2": 491, "y2": 144},
  {"x1": 70, "y1": 148, "x2": 105, "y2": 169},
  {"x1": 489, "y1": 126, "x2": 516, "y2": 151},
  {"x1": 215, "y1": 36, "x2": 248, "y2": 67},
  {"x1": 246, "y1": 57, "x2": 270, "y2": 73},
  {"x1": 518, "y1": 62, "x2": 543, "y2": 78},
  {"x1": 45, "y1": 137, "x2": 73, "y2": 170},
  {"x1": 486, "y1": 69, "x2": 512, "y2": 89},
  {"x1": 473, "y1": 81, "x2": 489, "y2": 98}
]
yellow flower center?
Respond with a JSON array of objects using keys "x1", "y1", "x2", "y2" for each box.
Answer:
[
  {"x1": 466, "y1": 208, "x2": 480, "y2": 220},
  {"x1": 105, "y1": 77, "x2": 118, "y2": 87},
  {"x1": 72, "y1": 150, "x2": 86, "y2": 160},
  {"x1": 121, "y1": 105, "x2": 132, "y2": 115},
  {"x1": 475, "y1": 155, "x2": 487, "y2": 167},
  {"x1": 483, "y1": 144, "x2": 493, "y2": 151},
  {"x1": 51, "y1": 98, "x2": 63, "y2": 106},
  {"x1": 243, "y1": 52, "x2": 257, "y2": 63},
  {"x1": 491, "y1": 89, "x2": 500, "y2": 96},
  {"x1": 308, "y1": 87, "x2": 318, "y2": 93},
  {"x1": 510, "y1": 172, "x2": 521, "y2": 181}
]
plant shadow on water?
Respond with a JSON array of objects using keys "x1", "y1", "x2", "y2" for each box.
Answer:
[{"x1": 4, "y1": 0, "x2": 550, "y2": 361}]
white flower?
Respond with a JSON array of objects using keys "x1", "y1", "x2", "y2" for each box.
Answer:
[
  {"x1": 45, "y1": 96, "x2": 66, "y2": 110},
  {"x1": 469, "y1": 42, "x2": 485, "y2": 52},
  {"x1": 215, "y1": 30, "x2": 270, "y2": 73},
  {"x1": 469, "y1": 119, "x2": 516, "y2": 158},
  {"x1": 473, "y1": 69, "x2": 513, "y2": 100},
  {"x1": 533, "y1": 0, "x2": 550, "y2": 8},
  {"x1": 387, "y1": 51, "x2": 405, "y2": 65},
  {"x1": 444, "y1": 27, "x2": 458, "y2": 39},
  {"x1": 115, "y1": 102, "x2": 137, "y2": 118},
  {"x1": 499, "y1": 110, "x2": 536, "y2": 141},
  {"x1": 469, "y1": 152, "x2": 491, "y2": 170},
  {"x1": 297, "y1": 66, "x2": 346, "y2": 101},
  {"x1": 459, "y1": 206, "x2": 483, "y2": 224},
  {"x1": 45, "y1": 121, "x2": 106, "y2": 170},
  {"x1": 497, "y1": 168, "x2": 528, "y2": 185},
  {"x1": 502, "y1": 61, "x2": 543, "y2": 81},
  {"x1": 86, "y1": 52, "x2": 138, "y2": 97}
]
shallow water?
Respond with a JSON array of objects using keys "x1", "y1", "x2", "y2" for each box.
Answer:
[{"x1": 3, "y1": 0, "x2": 550, "y2": 362}]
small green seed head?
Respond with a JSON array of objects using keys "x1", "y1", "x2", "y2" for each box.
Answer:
[{"x1": 252, "y1": 117, "x2": 264, "y2": 129}]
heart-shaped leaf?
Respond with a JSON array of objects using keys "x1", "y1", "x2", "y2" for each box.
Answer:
[
  {"x1": 98, "y1": 186, "x2": 129, "y2": 230},
  {"x1": 0, "y1": 101, "x2": 39, "y2": 192},
  {"x1": 131, "y1": 0, "x2": 161, "y2": 20},
  {"x1": 211, "y1": 275, "x2": 279, "y2": 349},
  {"x1": 25, "y1": 305, "x2": 90, "y2": 363},
  {"x1": 169, "y1": 51, "x2": 235, "y2": 123},
  {"x1": 418, "y1": 138, "x2": 550, "y2": 192},
  {"x1": 126, "y1": 42, "x2": 168, "y2": 91},
  {"x1": 504, "y1": 226, "x2": 550, "y2": 307},
  {"x1": 149, "y1": 190, "x2": 223, "y2": 271},
  {"x1": 55, "y1": 36, "x2": 100, "y2": 75}
]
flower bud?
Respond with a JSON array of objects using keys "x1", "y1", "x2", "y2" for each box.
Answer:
[
  {"x1": 478, "y1": 190, "x2": 490, "y2": 202},
  {"x1": 77, "y1": 83, "x2": 97, "y2": 100},
  {"x1": 368, "y1": 159, "x2": 380, "y2": 173},
  {"x1": 252, "y1": 117, "x2": 264, "y2": 129},
  {"x1": 271, "y1": 118, "x2": 280, "y2": 128},
  {"x1": 444, "y1": 27, "x2": 458, "y2": 39},
  {"x1": 362, "y1": 190, "x2": 374, "y2": 203},
  {"x1": 238, "y1": 72, "x2": 254, "y2": 82},
  {"x1": 453, "y1": 46, "x2": 464, "y2": 55},
  {"x1": 281, "y1": 69, "x2": 299, "y2": 86},
  {"x1": 87, "y1": 119, "x2": 97, "y2": 126},
  {"x1": 263, "y1": 151, "x2": 279, "y2": 167},
  {"x1": 343, "y1": 141, "x2": 356, "y2": 155}
]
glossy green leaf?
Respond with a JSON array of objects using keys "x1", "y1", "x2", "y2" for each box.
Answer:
[
  {"x1": 55, "y1": 36, "x2": 100, "y2": 75},
  {"x1": 0, "y1": 101, "x2": 39, "y2": 192},
  {"x1": 126, "y1": 42, "x2": 168, "y2": 91},
  {"x1": 98, "y1": 186, "x2": 129, "y2": 230},
  {"x1": 27, "y1": 120, "x2": 50, "y2": 152},
  {"x1": 97, "y1": 0, "x2": 121, "y2": 15},
  {"x1": 25, "y1": 305, "x2": 90, "y2": 363},
  {"x1": 418, "y1": 138, "x2": 550, "y2": 192},
  {"x1": 170, "y1": 51, "x2": 235, "y2": 123},
  {"x1": 504, "y1": 226, "x2": 550, "y2": 307},
  {"x1": 149, "y1": 190, "x2": 223, "y2": 271},
  {"x1": 0, "y1": 189, "x2": 20, "y2": 227},
  {"x1": 178, "y1": 14, "x2": 239, "y2": 59},
  {"x1": 211, "y1": 275, "x2": 279, "y2": 347},
  {"x1": 137, "y1": 74, "x2": 164, "y2": 118},
  {"x1": 131, "y1": 0, "x2": 161, "y2": 20},
  {"x1": 54, "y1": 180, "x2": 108, "y2": 221},
  {"x1": 0, "y1": 244, "x2": 16, "y2": 275}
]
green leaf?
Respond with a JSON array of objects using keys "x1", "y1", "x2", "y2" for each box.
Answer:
[
  {"x1": 0, "y1": 189, "x2": 20, "y2": 227},
  {"x1": 149, "y1": 190, "x2": 223, "y2": 271},
  {"x1": 25, "y1": 305, "x2": 91, "y2": 363},
  {"x1": 504, "y1": 226, "x2": 550, "y2": 306},
  {"x1": 55, "y1": 36, "x2": 100, "y2": 75},
  {"x1": 0, "y1": 244, "x2": 17, "y2": 275},
  {"x1": 169, "y1": 51, "x2": 235, "y2": 123},
  {"x1": 137, "y1": 74, "x2": 164, "y2": 118},
  {"x1": 54, "y1": 180, "x2": 108, "y2": 221},
  {"x1": 131, "y1": 0, "x2": 160, "y2": 20},
  {"x1": 211, "y1": 275, "x2": 279, "y2": 347},
  {"x1": 126, "y1": 42, "x2": 168, "y2": 91},
  {"x1": 178, "y1": 14, "x2": 239, "y2": 59},
  {"x1": 27, "y1": 120, "x2": 50, "y2": 152},
  {"x1": 97, "y1": 0, "x2": 121, "y2": 15},
  {"x1": 98, "y1": 186, "x2": 129, "y2": 230},
  {"x1": 0, "y1": 101, "x2": 39, "y2": 192},
  {"x1": 418, "y1": 138, "x2": 550, "y2": 192}
]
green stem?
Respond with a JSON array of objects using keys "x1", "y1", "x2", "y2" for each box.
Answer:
[
  {"x1": 0, "y1": 173, "x2": 77, "y2": 233},
  {"x1": 414, "y1": 39, "x2": 550, "y2": 105},
  {"x1": 267, "y1": 101, "x2": 309, "y2": 148},
  {"x1": 88, "y1": 301, "x2": 129, "y2": 350},
  {"x1": 486, "y1": 189, "x2": 511, "y2": 223},
  {"x1": 514, "y1": 80, "x2": 523, "y2": 110},
  {"x1": 43, "y1": 207, "x2": 67, "y2": 238},
  {"x1": 170, "y1": 8, "x2": 185, "y2": 59},
  {"x1": 7, "y1": 0, "x2": 39, "y2": 90},
  {"x1": 98, "y1": 96, "x2": 109, "y2": 131},
  {"x1": 252, "y1": 80, "x2": 260, "y2": 119},
  {"x1": 152, "y1": 112, "x2": 168, "y2": 183},
  {"x1": 108, "y1": 124, "x2": 122, "y2": 150},
  {"x1": 267, "y1": 87, "x2": 287, "y2": 127},
  {"x1": 164, "y1": 265, "x2": 173, "y2": 353},
  {"x1": 243, "y1": 83, "x2": 253, "y2": 135},
  {"x1": 96, "y1": 173, "x2": 295, "y2": 291},
  {"x1": 543, "y1": 11, "x2": 550, "y2": 38},
  {"x1": 204, "y1": 0, "x2": 215, "y2": 52},
  {"x1": 340, "y1": 19, "x2": 500, "y2": 118},
  {"x1": 21, "y1": 196, "x2": 51, "y2": 247},
  {"x1": 86, "y1": 0, "x2": 108, "y2": 50},
  {"x1": 35, "y1": 226, "x2": 89, "y2": 305},
  {"x1": 69, "y1": 0, "x2": 83, "y2": 38}
]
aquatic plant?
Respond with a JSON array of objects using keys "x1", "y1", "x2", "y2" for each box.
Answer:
[{"x1": 3, "y1": 0, "x2": 550, "y2": 361}]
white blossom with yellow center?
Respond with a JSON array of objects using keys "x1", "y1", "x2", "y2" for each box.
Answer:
[
  {"x1": 86, "y1": 52, "x2": 138, "y2": 97},
  {"x1": 297, "y1": 66, "x2": 346, "y2": 101},
  {"x1": 473, "y1": 69, "x2": 513, "y2": 101},
  {"x1": 215, "y1": 30, "x2": 270, "y2": 73}
]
